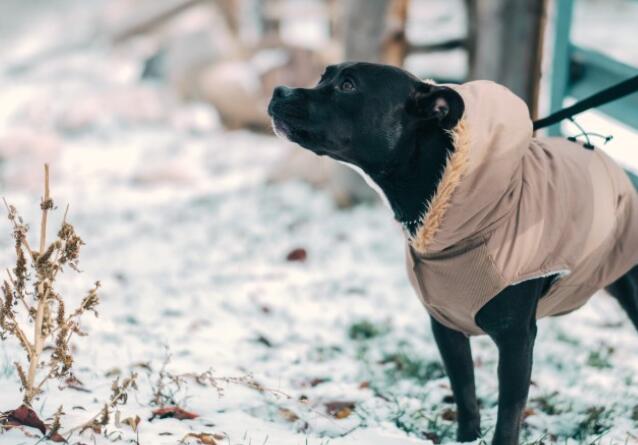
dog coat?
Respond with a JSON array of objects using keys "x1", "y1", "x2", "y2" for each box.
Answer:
[{"x1": 405, "y1": 80, "x2": 638, "y2": 336}]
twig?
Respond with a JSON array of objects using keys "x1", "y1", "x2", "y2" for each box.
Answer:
[
  {"x1": 39, "y1": 164, "x2": 51, "y2": 255},
  {"x1": 63, "y1": 379, "x2": 132, "y2": 437},
  {"x1": 2, "y1": 197, "x2": 36, "y2": 261},
  {"x1": 26, "y1": 164, "x2": 53, "y2": 403}
]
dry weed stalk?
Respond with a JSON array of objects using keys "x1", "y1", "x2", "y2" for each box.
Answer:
[
  {"x1": 0, "y1": 164, "x2": 100, "y2": 406},
  {"x1": 150, "y1": 351, "x2": 292, "y2": 408},
  {"x1": 66, "y1": 372, "x2": 138, "y2": 437}
]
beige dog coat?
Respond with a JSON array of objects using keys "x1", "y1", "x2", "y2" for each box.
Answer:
[{"x1": 405, "y1": 80, "x2": 638, "y2": 335}]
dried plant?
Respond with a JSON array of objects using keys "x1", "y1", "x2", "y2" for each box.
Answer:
[
  {"x1": 67, "y1": 372, "x2": 138, "y2": 437},
  {"x1": 149, "y1": 350, "x2": 291, "y2": 409},
  {"x1": 0, "y1": 164, "x2": 100, "y2": 406}
]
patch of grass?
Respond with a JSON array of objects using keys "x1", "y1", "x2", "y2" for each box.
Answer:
[
  {"x1": 530, "y1": 392, "x2": 564, "y2": 416},
  {"x1": 0, "y1": 356, "x2": 13, "y2": 378},
  {"x1": 556, "y1": 329, "x2": 580, "y2": 346},
  {"x1": 586, "y1": 345, "x2": 614, "y2": 369},
  {"x1": 521, "y1": 432, "x2": 556, "y2": 445},
  {"x1": 348, "y1": 320, "x2": 389, "y2": 340},
  {"x1": 391, "y1": 406, "x2": 455, "y2": 444},
  {"x1": 571, "y1": 406, "x2": 613, "y2": 442},
  {"x1": 307, "y1": 344, "x2": 342, "y2": 362},
  {"x1": 381, "y1": 352, "x2": 446, "y2": 382}
]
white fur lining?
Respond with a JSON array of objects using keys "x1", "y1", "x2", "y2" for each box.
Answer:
[{"x1": 510, "y1": 269, "x2": 571, "y2": 286}]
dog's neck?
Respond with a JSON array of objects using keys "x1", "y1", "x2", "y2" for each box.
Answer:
[{"x1": 368, "y1": 128, "x2": 453, "y2": 236}]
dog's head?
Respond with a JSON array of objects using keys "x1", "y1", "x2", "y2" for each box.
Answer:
[{"x1": 267, "y1": 62, "x2": 464, "y2": 177}]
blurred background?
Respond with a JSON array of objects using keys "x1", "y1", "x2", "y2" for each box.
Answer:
[
  {"x1": 1, "y1": 0, "x2": 637, "y2": 203},
  {"x1": 1, "y1": 1, "x2": 638, "y2": 444}
]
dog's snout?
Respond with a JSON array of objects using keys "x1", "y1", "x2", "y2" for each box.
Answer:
[{"x1": 273, "y1": 85, "x2": 294, "y2": 99}]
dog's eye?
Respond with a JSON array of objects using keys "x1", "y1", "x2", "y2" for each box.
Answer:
[{"x1": 339, "y1": 79, "x2": 355, "y2": 92}]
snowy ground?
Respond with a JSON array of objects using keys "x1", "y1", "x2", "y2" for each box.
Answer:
[{"x1": 1, "y1": 1, "x2": 638, "y2": 445}]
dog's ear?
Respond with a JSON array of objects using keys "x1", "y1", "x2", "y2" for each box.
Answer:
[{"x1": 406, "y1": 83, "x2": 464, "y2": 130}]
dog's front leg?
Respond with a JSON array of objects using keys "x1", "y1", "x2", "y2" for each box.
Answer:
[
  {"x1": 475, "y1": 278, "x2": 549, "y2": 445},
  {"x1": 430, "y1": 316, "x2": 481, "y2": 442}
]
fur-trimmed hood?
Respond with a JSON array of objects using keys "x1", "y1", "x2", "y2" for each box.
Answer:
[
  {"x1": 410, "y1": 80, "x2": 532, "y2": 254},
  {"x1": 405, "y1": 80, "x2": 638, "y2": 335}
]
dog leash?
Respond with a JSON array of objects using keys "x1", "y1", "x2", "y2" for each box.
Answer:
[{"x1": 533, "y1": 74, "x2": 638, "y2": 131}]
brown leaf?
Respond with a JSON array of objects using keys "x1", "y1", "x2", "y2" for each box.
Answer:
[
  {"x1": 181, "y1": 432, "x2": 224, "y2": 444},
  {"x1": 423, "y1": 431, "x2": 440, "y2": 444},
  {"x1": 4, "y1": 405, "x2": 46, "y2": 434},
  {"x1": 358, "y1": 381, "x2": 370, "y2": 389},
  {"x1": 278, "y1": 408, "x2": 299, "y2": 423},
  {"x1": 324, "y1": 401, "x2": 355, "y2": 419},
  {"x1": 150, "y1": 406, "x2": 198, "y2": 421},
  {"x1": 441, "y1": 408, "x2": 456, "y2": 421},
  {"x1": 121, "y1": 415, "x2": 141, "y2": 432},
  {"x1": 49, "y1": 432, "x2": 67, "y2": 442},
  {"x1": 286, "y1": 248, "x2": 307, "y2": 262},
  {"x1": 63, "y1": 375, "x2": 90, "y2": 392},
  {"x1": 308, "y1": 377, "x2": 329, "y2": 387}
]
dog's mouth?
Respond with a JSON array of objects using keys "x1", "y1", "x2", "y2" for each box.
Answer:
[
  {"x1": 268, "y1": 101, "x2": 340, "y2": 158},
  {"x1": 271, "y1": 117, "x2": 291, "y2": 140},
  {"x1": 270, "y1": 115, "x2": 331, "y2": 156}
]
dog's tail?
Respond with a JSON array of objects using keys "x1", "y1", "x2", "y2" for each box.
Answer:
[{"x1": 625, "y1": 169, "x2": 638, "y2": 193}]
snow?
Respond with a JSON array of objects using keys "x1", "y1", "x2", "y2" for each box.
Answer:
[{"x1": 1, "y1": 1, "x2": 638, "y2": 444}]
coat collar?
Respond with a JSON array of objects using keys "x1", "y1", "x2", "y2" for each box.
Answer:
[
  {"x1": 409, "y1": 117, "x2": 471, "y2": 253},
  {"x1": 408, "y1": 80, "x2": 533, "y2": 255}
]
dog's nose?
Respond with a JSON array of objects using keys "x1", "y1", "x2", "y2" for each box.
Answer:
[{"x1": 273, "y1": 85, "x2": 293, "y2": 99}]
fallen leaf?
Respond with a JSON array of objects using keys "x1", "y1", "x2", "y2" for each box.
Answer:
[
  {"x1": 150, "y1": 406, "x2": 198, "y2": 421},
  {"x1": 308, "y1": 377, "x2": 329, "y2": 387},
  {"x1": 324, "y1": 401, "x2": 355, "y2": 419},
  {"x1": 523, "y1": 407, "x2": 536, "y2": 420},
  {"x1": 181, "y1": 432, "x2": 225, "y2": 444},
  {"x1": 254, "y1": 334, "x2": 273, "y2": 347},
  {"x1": 286, "y1": 248, "x2": 307, "y2": 262},
  {"x1": 3, "y1": 405, "x2": 46, "y2": 434},
  {"x1": 423, "y1": 431, "x2": 440, "y2": 443},
  {"x1": 121, "y1": 415, "x2": 141, "y2": 432},
  {"x1": 441, "y1": 408, "x2": 456, "y2": 421},
  {"x1": 278, "y1": 408, "x2": 299, "y2": 423},
  {"x1": 62, "y1": 375, "x2": 90, "y2": 392},
  {"x1": 49, "y1": 432, "x2": 67, "y2": 442}
]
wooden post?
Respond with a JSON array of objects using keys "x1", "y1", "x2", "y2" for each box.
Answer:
[
  {"x1": 382, "y1": 0, "x2": 410, "y2": 67},
  {"x1": 548, "y1": 0, "x2": 574, "y2": 135},
  {"x1": 343, "y1": 0, "x2": 389, "y2": 62},
  {"x1": 342, "y1": 0, "x2": 409, "y2": 66},
  {"x1": 467, "y1": 0, "x2": 548, "y2": 118}
]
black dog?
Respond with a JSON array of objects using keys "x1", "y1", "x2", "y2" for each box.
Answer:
[{"x1": 268, "y1": 62, "x2": 638, "y2": 444}]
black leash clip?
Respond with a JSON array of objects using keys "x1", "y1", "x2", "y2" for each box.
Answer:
[{"x1": 566, "y1": 117, "x2": 613, "y2": 150}]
